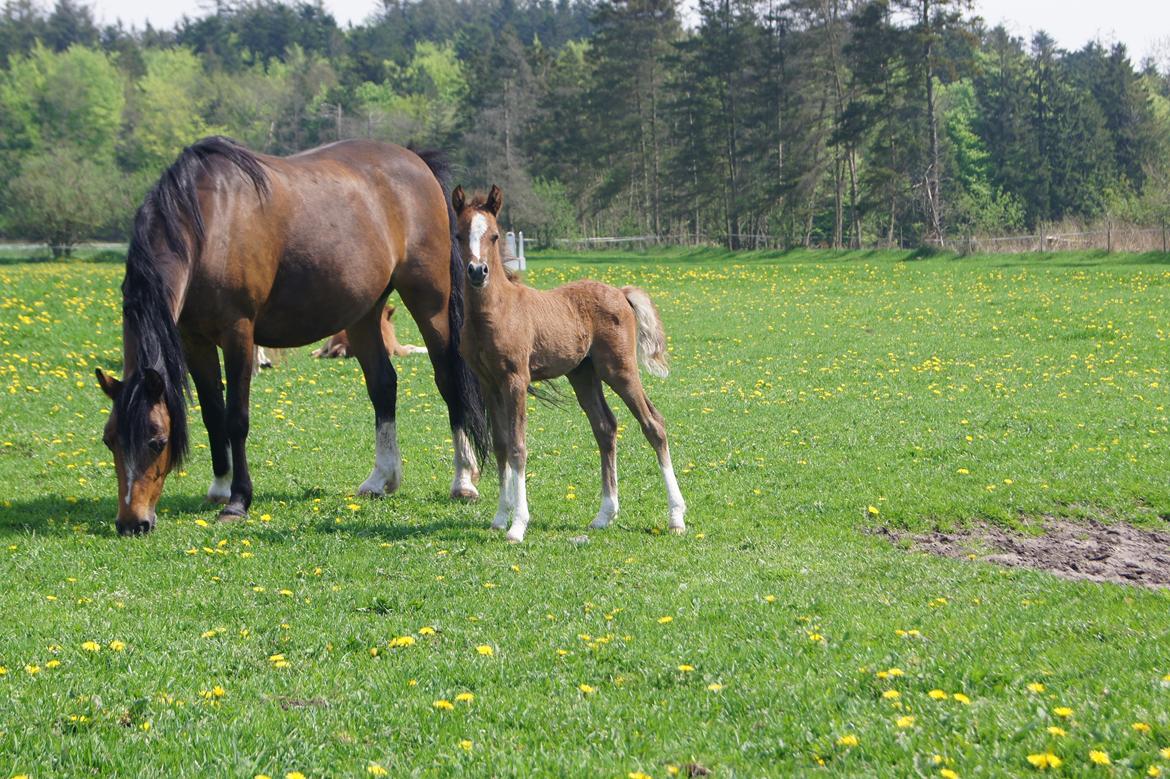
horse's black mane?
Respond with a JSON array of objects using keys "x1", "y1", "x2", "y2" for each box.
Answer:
[
  {"x1": 117, "y1": 136, "x2": 269, "y2": 469},
  {"x1": 410, "y1": 146, "x2": 490, "y2": 461}
]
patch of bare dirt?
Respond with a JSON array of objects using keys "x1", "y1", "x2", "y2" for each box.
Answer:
[{"x1": 879, "y1": 519, "x2": 1170, "y2": 589}]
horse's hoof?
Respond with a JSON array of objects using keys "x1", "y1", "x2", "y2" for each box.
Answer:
[
  {"x1": 207, "y1": 494, "x2": 230, "y2": 506},
  {"x1": 218, "y1": 506, "x2": 247, "y2": 522},
  {"x1": 451, "y1": 486, "x2": 480, "y2": 502}
]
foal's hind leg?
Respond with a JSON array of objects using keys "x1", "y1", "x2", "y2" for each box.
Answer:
[
  {"x1": 606, "y1": 369, "x2": 686, "y2": 533},
  {"x1": 568, "y1": 361, "x2": 620, "y2": 530},
  {"x1": 347, "y1": 305, "x2": 402, "y2": 496}
]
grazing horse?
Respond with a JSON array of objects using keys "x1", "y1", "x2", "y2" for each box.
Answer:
[
  {"x1": 453, "y1": 185, "x2": 686, "y2": 543},
  {"x1": 312, "y1": 304, "x2": 427, "y2": 359},
  {"x1": 95, "y1": 136, "x2": 487, "y2": 535}
]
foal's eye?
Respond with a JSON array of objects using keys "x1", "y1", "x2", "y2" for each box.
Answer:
[
  {"x1": 491, "y1": 234, "x2": 499, "y2": 243},
  {"x1": 148, "y1": 437, "x2": 167, "y2": 454}
]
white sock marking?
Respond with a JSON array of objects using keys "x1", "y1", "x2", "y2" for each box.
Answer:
[
  {"x1": 506, "y1": 463, "x2": 530, "y2": 543},
  {"x1": 359, "y1": 420, "x2": 402, "y2": 495},
  {"x1": 207, "y1": 451, "x2": 233, "y2": 502},
  {"x1": 660, "y1": 449, "x2": 686, "y2": 531},
  {"x1": 450, "y1": 428, "x2": 479, "y2": 498},
  {"x1": 492, "y1": 462, "x2": 512, "y2": 529}
]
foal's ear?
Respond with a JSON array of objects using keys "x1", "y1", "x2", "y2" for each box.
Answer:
[
  {"x1": 485, "y1": 185, "x2": 503, "y2": 216},
  {"x1": 95, "y1": 368, "x2": 123, "y2": 399},
  {"x1": 143, "y1": 368, "x2": 165, "y2": 402},
  {"x1": 452, "y1": 185, "x2": 465, "y2": 214}
]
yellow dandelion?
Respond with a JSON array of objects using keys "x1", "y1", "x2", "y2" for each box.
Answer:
[
  {"x1": 706, "y1": 683, "x2": 724, "y2": 692},
  {"x1": 657, "y1": 616, "x2": 674, "y2": 624},
  {"x1": 367, "y1": 764, "x2": 388, "y2": 776},
  {"x1": 25, "y1": 664, "x2": 40, "y2": 675},
  {"x1": 578, "y1": 683, "x2": 596, "y2": 695},
  {"x1": 1161, "y1": 747, "x2": 1170, "y2": 759},
  {"x1": 896, "y1": 715, "x2": 915, "y2": 728},
  {"x1": 940, "y1": 770, "x2": 959, "y2": 779},
  {"x1": 953, "y1": 693, "x2": 971, "y2": 705},
  {"x1": 1027, "y1": 753, "x2": 1063, "y2": 770},
  {"x1": 1088, "y1": 750, "x2": 1110, "y2": 766},
  {"x1": 109, "y1": 640, "x2": 125, "y2": 651},
  {"x1": 389, "y1": 636, "x2": 416, "y2": 648},
  {"x1": 432, "y1": 700, "x2": 454, "y2": 711},
  {"x1": 928, "y1": 689, "x2": 948, "y2": 699},
  {"x1": 1053, "y1": 706, "x2": 1073, "y2": 718},
  {"x1": 347, "y1": 503, "x2": 361, "y2": 511},
  {"x1": 1147, "y1": 767, "x2": 1161, "y2": 778},
  {"x1": 882, "y1": 689, "x2": 901, "y2": 699},
  {"x1": 286, "y1": 773, "x2": 306, "y2": 779},
  {"x1": 629, "y1": 773, "x2": 652, "y2": 779},
  {"x1": 1047, "y1": 727, "x2": 1067, "y2": 737},
  {"x1": 677, "y1": 664, "x2": 695, "y2": 672},
  {"x1": 764, "y1": 594, "x2": 777, "y2": 603},
  {"x1": 45, "y1": 659, "x2": 61, "y2": 669},
  {"x1": 476, "y1": 644, "x2": 493, "y2": 656},
  {"x1": 455, "y1": 692, "x2": 474, "y2": 703},
  {"x1": 1133, "y1": 722, "x2": 1152, "y2": 734},
  {"x1": 1027, "y1": 682, "x2": 1046, "y2": 693},
  {"x1": 81, "y1": 640, "x2": 100, "y2": 652},
  {"x1": 836, "y1": 734, "x2": 859, "y2": 747},
  {"x1": 201, "y1": 630, "x2": 218, "y2": 639},
  {"x1": 867, "y1": 505, "x2": 880, "y2": 515},
  {"x1": 459, "y1": 740, "x2": 473, "y2": 751},
  {"x1": 418, "y1": 626, "x2": 436, "y2": 636}
]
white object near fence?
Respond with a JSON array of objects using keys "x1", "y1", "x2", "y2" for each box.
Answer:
[{"x1": 504, "y1": 231, "x2": 527, "y2": 272}]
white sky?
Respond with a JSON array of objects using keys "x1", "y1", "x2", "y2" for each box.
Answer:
[{"x1": 86, "y1": 0, "x2": 1170, "y2": 63}]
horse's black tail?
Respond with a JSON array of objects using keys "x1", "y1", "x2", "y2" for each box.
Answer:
[
  {"x1": 119, "y1": 136, "x2": 269, "y2": 469},
  {"x1": 412, "y1": 148, "x2": 490, "y2": 461}
]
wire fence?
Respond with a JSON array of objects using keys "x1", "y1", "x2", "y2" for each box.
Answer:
[{"x1": 553, "y1": 222, "x2": 1170, "y2": 255}]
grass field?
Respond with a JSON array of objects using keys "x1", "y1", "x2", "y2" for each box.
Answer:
[{"x1": 2, "y1": 248, "x2": 1170, "y2": 777}]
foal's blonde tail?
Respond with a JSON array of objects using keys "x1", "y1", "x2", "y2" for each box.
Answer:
[{"x1": 623, "y1": 286, "x2": 670, "y2": 378}]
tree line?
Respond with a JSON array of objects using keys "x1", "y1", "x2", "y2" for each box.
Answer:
[{"x1": 1, "y1": 0, "x2": 1168, "y2": 254}]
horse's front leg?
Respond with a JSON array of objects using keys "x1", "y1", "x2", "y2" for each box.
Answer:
[
  {"x1": 347, "y1": 307, "x2": 402, "y2": 497},
  {"x1": 501, "y1": 377, "x2": 530, "y2": 544},
  {"x1": 219, "y1": 322, "x2": 256, "y2": 519},
  {"x1": 183, "y1": 333, "x2": 231, "y2": 504}
]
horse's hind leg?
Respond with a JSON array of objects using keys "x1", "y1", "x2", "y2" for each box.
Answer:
[
  {"x1": 220, "y1": 321, "x2": 257, "y2": 519},
  {"x1": 396, "y1": 286, "x2": 480, "y2": 501},
  {"x1": 347, "y1": 305, "x2": 402, "y2": 496},
  {"x1": 184, "y1": 333, "x2": 231, "y2": 504},
  {"x1": 607, "y1": 370, "x2": 686, "y2": 534},
  {"x1": 568, "y1": 361, "x2": 620, "y2": 530}
]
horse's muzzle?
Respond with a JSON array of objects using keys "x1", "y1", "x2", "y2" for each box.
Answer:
[
  {"x1": 116, "y1": 514, "x2": 156, "y2": 536},
  {"x1": 468, "y1": 263, "x2": 488, "y2": 288}
]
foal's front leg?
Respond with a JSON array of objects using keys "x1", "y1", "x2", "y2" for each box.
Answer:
[{"x1": 497, "y1": 378, "x2": 531, "y2": 543}]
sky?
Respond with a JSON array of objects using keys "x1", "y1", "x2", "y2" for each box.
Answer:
[{"x1": 87, "y1": 0, "x2": 1170, "y2": 63}]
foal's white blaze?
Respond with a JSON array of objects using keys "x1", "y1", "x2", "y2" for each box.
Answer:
[
  {"x1": 358, "y1": 419, "x2": 402, "y2": 495},
  {"x1": 450, "y1": 428, "x2": 479, "y2": 499},
  {"x1": 491, "y1": 462, "x2": 512, "y2": 530},
  {"x1": 660, "y1": 448, "x2": 686, "y2": 532},
  {"x1": 207, "y1": 451, "x2": 233, "y2": 503},
  {"x1": 468, "y1": 213, "x2": 488, "y2": 261}
]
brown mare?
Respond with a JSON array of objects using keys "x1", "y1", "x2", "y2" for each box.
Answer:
[
  {"x1": 95, "y1": 137, "x2": 487, "y2": 535},
  {"x1": 453, "y1": 185, "x2": 686, "y2": 543},
  {"x1": 311, "y1": 304, "x2": 427, "y2": 358}
]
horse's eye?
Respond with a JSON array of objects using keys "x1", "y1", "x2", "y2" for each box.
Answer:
[
  {"x1": 102, "y1": 435, "x2": 114, "y2": 451},
  {"x1": 149, "y1": 437, "x2": 167, "y2": 454}
]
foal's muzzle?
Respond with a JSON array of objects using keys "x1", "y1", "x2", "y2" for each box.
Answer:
[{"x1": 468, "y1": 262, "x2": 488, "y2": 288}]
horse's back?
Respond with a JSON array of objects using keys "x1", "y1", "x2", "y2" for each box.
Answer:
[{"x1": 186, "y1": 139, "x2": 449, "y2": 348}]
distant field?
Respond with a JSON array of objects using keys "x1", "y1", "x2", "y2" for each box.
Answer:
[{"x1": 2, "y1": 249, "x2": 1169, "y2": 777}]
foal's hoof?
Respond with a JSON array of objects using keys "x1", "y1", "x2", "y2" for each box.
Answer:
[
  {"x1": 668, "y1": 525, "x2": 687, "y2": 535},
  {"x1": 589, "y1": 517, "x2": 613, "y2": 530}
]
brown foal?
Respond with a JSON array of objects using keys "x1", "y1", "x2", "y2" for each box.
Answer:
[{"x1": 453, "y1": 185, "x2": 687, "y2": 543}]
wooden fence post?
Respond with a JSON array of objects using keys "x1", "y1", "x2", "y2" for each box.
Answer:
[
  {"x1": 1163, "y1": 218, "x2": 1167, "y2": 254},
  {"x1": 1106, "y1": 220, "x2": 1112, "y2": 253}
]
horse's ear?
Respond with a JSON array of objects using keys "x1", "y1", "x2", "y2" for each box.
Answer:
[
  {"x1": 452, "y1": 185, "x2": 465, "y2": 214},
  {"x1": 143, "y1": 368, "x2": 165, "y2": 402},
  {"x1": 485, "y1": 185, "x2": 503, "y2": 216},
  {"x1": 95, "y1": 368, "x2": 123, "y2": 399}
]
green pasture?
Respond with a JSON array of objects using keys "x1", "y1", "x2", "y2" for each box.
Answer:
[{"x1": 1, "y1": 248, "x2": 1169, "y2": 777}]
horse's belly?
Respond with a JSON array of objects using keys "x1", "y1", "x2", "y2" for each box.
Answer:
[{"x1": 254, "y1": 276, "x2": 386, "y2": 348}]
